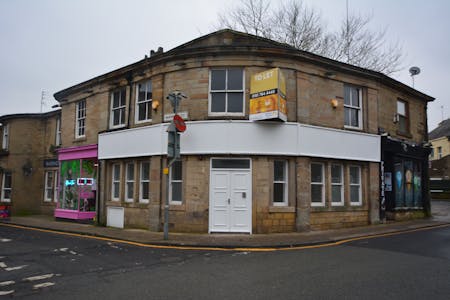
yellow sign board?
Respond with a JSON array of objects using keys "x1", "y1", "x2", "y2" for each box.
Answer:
[{"x1": 249, "y1": 68, "x2": 287, "y2": 121}]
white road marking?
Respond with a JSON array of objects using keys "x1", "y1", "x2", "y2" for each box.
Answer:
[
  {"x1": 59, "y1": 248, "x2": 68, "y2": 252},
  {"x1": 5, "y1": 265, "x2": 27, "y2": 271},
  {"x1": 0, "y1": 238, "x2": 12, "y2": 242},
  {"x1": 0, "y1": 262, "x2": 7, "y2": 268},
  {"x1": 0, "y1": 290, "x2": 15, "y2": 296},
  {"x1": 23, "y1": 274, "x2": 54, "y2": 282},
  {"x1": 0, "y1": 280, "x2": 15, "y2": 287},
  {"x1": 69, "y1": 251, "x2": 77, "y2": 255},
  {"x1": 33, "y1": 282, "x2": 55, "y2": 289}
]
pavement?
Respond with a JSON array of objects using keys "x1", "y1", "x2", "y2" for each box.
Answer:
[{"x1": 1, "y1": 200, "x2": 450, "y2": 249}]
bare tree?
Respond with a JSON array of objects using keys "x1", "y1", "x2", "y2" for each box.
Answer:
[{"x1": 216, "y1": 0, "x2": 403, "y2": 75}]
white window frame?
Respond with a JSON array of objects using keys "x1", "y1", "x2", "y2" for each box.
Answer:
[
  {"x1": 110, "y1": 88, "x2": 127, "y2": 129},
  {"x1": 55, "y1": 117, "x2": 61, "y2": 146},
  {"x1": 2, "y1": 123, "x2": 9, "y2": 150},
  {"x1": 349, "y1": 165, "x2": 362, "y2": 206},
  {"x1": 135, "y1": 80, "x2": 152, "y2": 124},
  {"x1": 169, "y1": 160, "x2": 183, "y2": 205},
  {"x1": 344, "y1": 85, "x2": 363, "y2": 130},
  {"x1": 75, "y1": 100, "x2": 86, "y2": 138},
  {"x1": 1, "y1": 172, "x2": 12, "y2": 202},
  {"x1": 125, "y1": 162, "x2": 135, "y2": 203},
  {"x1": 273, "y1": 160, "x2": 288, "y2": 206},
  {"x1": 397, "y1": 99, "x2": 409, "y2": 133},
  {"x1": 208, "y1": 68, "x2": 245, "y2": 116},
  {"x1": 311, "y1": 163, "x2": 325, "y2": 207},
  {"x1": 139, "y1": 161, "x2": 150, "y2": 203},
  {"x1": 111, "y1": 164, "x2": 121, "y2": 202},
  {"x1": 44, "y1": 170, "x2": 58, "y2": 202},
  {"x1": 331, "y1": 164, "x2": 344, "y2": 206}
]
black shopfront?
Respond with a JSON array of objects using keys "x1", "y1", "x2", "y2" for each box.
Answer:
[{"x1": 380, "y1": 136, "x2": 431, "y2": 220}]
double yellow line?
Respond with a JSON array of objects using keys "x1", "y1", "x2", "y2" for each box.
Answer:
[{"x1": 1, "y1": 222, "x2": 449, "y2": 252}]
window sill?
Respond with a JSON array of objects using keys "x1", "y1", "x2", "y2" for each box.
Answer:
[
  {"x1": 73, "y1": 137, "x2": 87, "y2": 143},
  {"x1": 269, "y1": 206, "x2": 295, "y2": 213},
  {"x1": 169, "y1": 203, "x2": 185, "y2": 211},
  {"x1": 344, "y1": 125, "x2": 363, "y2": 132},
  {"x1": 396, "y1": 130, "x2": 412, "y2": 139}
]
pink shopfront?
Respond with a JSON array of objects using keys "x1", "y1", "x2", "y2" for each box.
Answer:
[{"x1": 54, "y1": 144, "x2": 98, "y2": 220}]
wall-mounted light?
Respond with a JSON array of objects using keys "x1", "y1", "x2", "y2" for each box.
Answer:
[
  {"x1": 331, "y1": 98, "x2": 338, "y2": 109},
  {"x1": 152, "y1": 100, "x2": 160, "y2": 111}
]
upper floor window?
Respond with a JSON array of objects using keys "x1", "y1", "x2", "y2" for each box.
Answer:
[
  {"x1": 55, "y1": 117, "x2": 61, "y2": 146},
  {"x1": 75, "y1": 100, "x2": 86, "y2": 138},
  {"x1": 110, "y1": 89, "x2": 126, "y2": 128},
  {"x1": 344, "y1": 85, "x2": 362, "y2": 129},
  {"x1": 1, "y1": 172, "x2": 12, "y2": 202},
  {"x1": 273, "y1": 160, "x2": 288, "y2": 206},
  {"x1": 136, "y1": 80, "x2": 152, "y2": 123},
  {"x1": 397, "y1": 100, "x2": 409, "y2": 134},
  {"x1": 2, "y1": 123, "x2": 9, "y2": 150},
  {"x1": 209, "y1": 68, "x2": 244, "y2": 116}
]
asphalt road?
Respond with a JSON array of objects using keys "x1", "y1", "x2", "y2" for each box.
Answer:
[{"x1": 1, "y1": 225, "x2": 449, "y2": 300}]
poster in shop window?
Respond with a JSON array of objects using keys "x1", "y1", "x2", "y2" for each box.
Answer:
[{"x1": 249, "y1": 68, "x2": 287, "y2": 121}]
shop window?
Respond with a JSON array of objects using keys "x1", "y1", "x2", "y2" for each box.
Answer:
[
  {"x1": 110, "y1": 88, "x2": 126, "y2": 128},
  {"x1": 2, "y1": 123, "x2": 9, "y2": 150},
  {"x1": 209, "y1": 68, "x2": 244, "y2": 115},
  {"x1": 44, "y1": 171, "x2": 58, "y2": 202},
  {"x1": 125, "y1": 163, "x2": 135, "y2": 202},
  {"x1": 139, "y1": 161, "x2": 150, "y2": 203},
  {"x1": 169, "y1": 160, "x2": 183, "y2": 204},
  {"x1": 397, "y1": 100, "x2": 409, "y2": 134},
  {"x1": 111, "y1": 164, "x2": 121, "y2": 201},
  {"x1": 273, "y1": 160, "x2": 288, "y2": 206},
  {"x1": 349, "y1": 166, "x2": 362, "y2": 206},
  {"x1": 136, "y1": 80, "x2": 152, "y2": 123},
  {"x1": 75, "y1": 100, "x2": 86, "y2": 138},
  {"x1": 1, "y1": 172, "x2": 12, "y2": 202},
  {"x1": 331, "y1": 164, "x2": 344, "y2": 206},
  {"x1": 311, "y1": 163, "x2": 325, "y2": 206},
  {"x1": 55, "y1": 117, "x2": 61, "y2": 146},
  {"x1": 344, "y1": 85, "x2": 362, "y2": 129}
]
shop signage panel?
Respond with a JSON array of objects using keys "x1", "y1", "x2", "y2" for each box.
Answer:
[
  {"x1": 43, "y1": 159, "x2": 59, "y2": 168},
  {"x1": 249, "y1": 68, "x2": 287, "y2": 122}
]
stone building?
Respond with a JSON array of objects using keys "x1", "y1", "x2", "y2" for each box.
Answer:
[
  {"x1": 0, "y1": 111, "x2": 61, "y2": 215},
  {"x1": 428, "y1": 118, "x2": 450, "y2": 198},
  {"x1": 52, "y1": 29, "x2": 433, "y2": 233}
]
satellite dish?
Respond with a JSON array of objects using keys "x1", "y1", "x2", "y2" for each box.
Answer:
[{"x1": 409, "y1": 66, "x2": 421, "y2": 76}]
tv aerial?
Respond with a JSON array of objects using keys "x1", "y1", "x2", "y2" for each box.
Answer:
[{"x1": 409, "y1": 66, "x2": 421, "y2": 88}]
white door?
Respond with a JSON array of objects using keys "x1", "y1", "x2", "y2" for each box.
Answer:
[{"x1": 210, "y1": 169, "x2": 252, "y2": 233}]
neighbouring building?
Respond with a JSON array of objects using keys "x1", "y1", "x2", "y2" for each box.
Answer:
[
  {"x1": 0, "y1": 111, "x2": 61, "y2": 216},
  {"x1": 35, "y1": 29, "x2": 433, "y2": 233},
  {"x1": 428, "y1": 118, "x2": 450, "y2": 198}
]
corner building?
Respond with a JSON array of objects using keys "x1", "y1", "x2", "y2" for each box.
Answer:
[{"x1": 54, "y1": 30, "x2": 433, "y2": 233}]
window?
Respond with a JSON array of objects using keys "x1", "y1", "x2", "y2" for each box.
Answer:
[
  {"x1": 169, "y1": 160, "x2": 182, "y2": 204},
  {"x1": 344, "y1": 85, "x2": 362, "y2": 129},
  {"x1": 111, "y1": 164, "x2": 121, "y2": 201},
  {"x1": 55, "y1": 117, "x2": 61, "y2": 146},
  {"x1": 430, "y1": 148, "x2": 434, "y2": 160},
  {"x1": 437, "y1": 147, "x2": 442, "y2": 159},
  {"x1": 136, "y1": 80, "x2": 152, "y2": 122},
  {"x1": 110, "y1": 89, "x2": 126, "y2": 128},
  {"x1": 1, "y1": 172, "x2": 12, "y2": 202},
  {"x1": 139, "y1": 161, "x2": 150, "y2": 203},
  {"x1": 2, "y1": 123, "x2": 9, "y2": 150},
  {"x1": 209, "y1": 68, "x2": 244, "y2": 115},
  {"x1": 75, "y1": 100, "x2": 86, "y2": 138},
  {"x1": 331, "y1": 164, "x2": 344, "y2": 206},
  {"x1": 397, "y1": 100, "x2": 409, "y2": 133},
  {"x1": 273, "y1": 160, "x2": 288, "y2": 206},
  {"x1": 125, "y1": 163, "x2": 135, "y2": 202},
  {"x1": 311, "y1": 163, "x2": 325, "y2": 206},
  {"x1": 44, "y1": 171, "x2": 58, "y2": 202},
  {"x1": 349, "y1": 166, "x2": 362, "y2": 205}
]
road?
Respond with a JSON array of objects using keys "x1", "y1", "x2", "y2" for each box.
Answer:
[{"x1": 1, "y1": 224, "x2": 449, "y2": 299}]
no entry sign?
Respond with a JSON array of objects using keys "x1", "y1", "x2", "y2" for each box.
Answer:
[{"x1": 173, "y1": 114, "x2": 186, "y2": 132}]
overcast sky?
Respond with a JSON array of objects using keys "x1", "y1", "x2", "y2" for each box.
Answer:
[{"x1": 1, "y1": 0, "x2": 448, "y2": 131}]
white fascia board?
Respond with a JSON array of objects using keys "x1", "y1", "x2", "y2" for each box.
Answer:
[{"x1": 98, "y1": 120, "x2": 380, "y2": 162}]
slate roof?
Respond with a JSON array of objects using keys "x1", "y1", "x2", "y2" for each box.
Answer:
[{"x1": 429, "y1": 118, "x2": 450, "y2": 140}]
